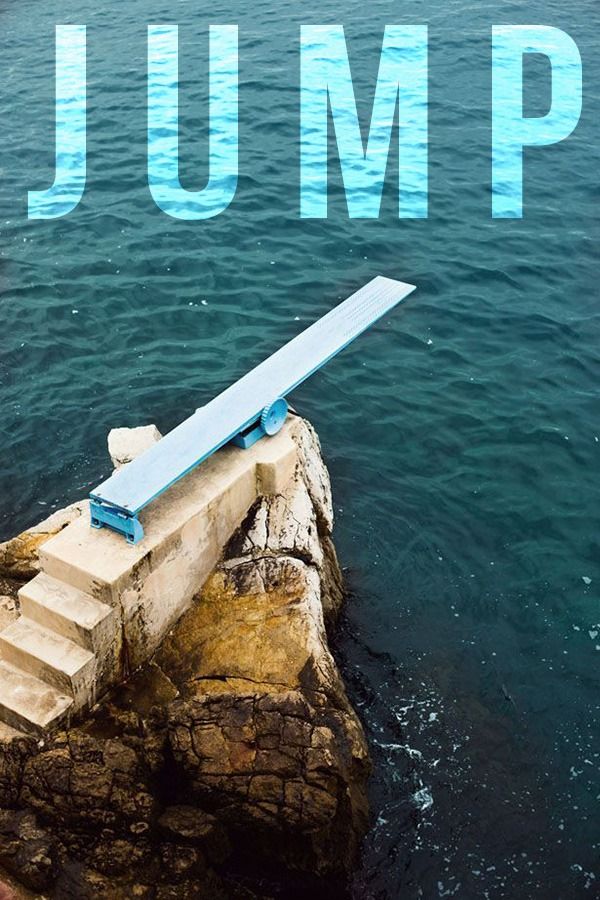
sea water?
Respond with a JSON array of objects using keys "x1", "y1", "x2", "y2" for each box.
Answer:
[{"x1": 0, "y1": 1, "x2": 598, "y2": 896}]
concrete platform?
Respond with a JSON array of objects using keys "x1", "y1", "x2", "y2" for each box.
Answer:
[
  {"x1": 41, "y1": 426, "x2": 297, "y2": 601},
  {"x1": 0, "y1": 421, "x2": 299, "y2": 734}
]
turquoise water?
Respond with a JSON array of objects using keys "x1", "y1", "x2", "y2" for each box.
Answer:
[{"x1": 1, "y1": 1, "x2": 598, "y2": 896}]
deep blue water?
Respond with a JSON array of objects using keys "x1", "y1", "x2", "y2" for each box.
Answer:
[{"x1": 0, "y1": 1, "x2": 598, "y2": 897}]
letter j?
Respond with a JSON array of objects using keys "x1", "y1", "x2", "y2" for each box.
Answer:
[{"x1": 28, "y1": 25, "x2": 87, "y2": 219}]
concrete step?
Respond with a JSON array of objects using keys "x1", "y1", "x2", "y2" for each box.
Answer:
[
  {"x1": 0, "y1": 659, "x2": 73, "y2": 736},
  {"x1": 19, "y1": 573, "x2": 116, "y2": 654},
  {"x1": 0, "y1": 618, "x2": 96, "y2": 709},
  {"x1": 38, "y1": 518, "x2": 118, "y2": 606}
]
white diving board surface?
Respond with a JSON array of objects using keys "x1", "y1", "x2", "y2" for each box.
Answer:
[{"x1": 90, "y1": 276, "x2": 416, "y2": 542}]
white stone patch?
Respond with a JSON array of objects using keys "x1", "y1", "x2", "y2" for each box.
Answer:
[
  {"x1": 291, "y1": 419, "x2": 334, "y2": 532},
  {"x1": 108, "y1": 424, "x2": 162, "y2": 469},
  {"x1": 241, "y1": 477, "x2": 323, "y2": 568}
]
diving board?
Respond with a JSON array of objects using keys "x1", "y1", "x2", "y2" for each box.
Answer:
[{"x1": 90, "y1": 275, "x2": 416, "y2": 543}]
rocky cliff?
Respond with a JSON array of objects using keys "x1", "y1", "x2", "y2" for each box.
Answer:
[{"x1": 0, "y1": 418, "x2": 370, "y2": 898}]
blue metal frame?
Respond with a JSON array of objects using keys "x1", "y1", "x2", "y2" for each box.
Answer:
[{"x1": 90, "y1": 499, "x2": 145, "y2": 545}]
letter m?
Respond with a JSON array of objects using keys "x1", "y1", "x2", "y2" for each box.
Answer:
[{"x1": 300, "y1": 25, "x2": 428, "y2": 219}]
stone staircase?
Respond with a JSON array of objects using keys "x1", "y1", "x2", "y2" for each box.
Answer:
[
  {"x1": 0, "y1": 572, "x2": 118, "y2": 736},
  {"x1": 0, "y1": 421, "x2": 299, "y2": 738}
]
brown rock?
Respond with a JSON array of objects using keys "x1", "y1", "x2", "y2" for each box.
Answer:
[
  {"x1": 157, "y1": 806, "x2": 231, "y2": 863},
  {"x1": 54, "y1": 863, "x2": 154, "y2": 900},
  {"x1": 0, "y1": 880, "x2": 16, "y2": 900},
  {"x1": 157, "y1": 555, "x2": 347, "y2": 706},
  {"x1": 159, "y1": 842, "x2": 205, "y2": 882},
  {"x1": 0, "y1": 502, "x2": 86, "y2": 581},
  {"x1": 0, "y1": 731, "x2": 37, "y2": 808},
  {"x1": 21, "y1": 732, "x2": 157, "y2": 833},
  {"x1": 154, "y1": 876, "x2": 229, "y2": 900},
  {"x1": 169, "y1": 689, "x2": 370, "y2": 875},
  {"x1": 90, "y1": 837, "x2": 154, "y2": 878},
  {"x1": 0, "y1": 809, "x2": 56, "y2": 892}
]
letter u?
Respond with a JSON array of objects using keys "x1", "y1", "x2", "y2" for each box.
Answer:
[{"x1": 147, "y1": 25, "x2": 239, "y2": 220}]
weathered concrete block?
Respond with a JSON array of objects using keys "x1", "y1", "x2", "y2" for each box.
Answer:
[{"x1": 38, "y1": 423, "x2": 298, "y2": 679}]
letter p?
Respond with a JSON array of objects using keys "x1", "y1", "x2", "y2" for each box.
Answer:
[{"x1": 492, "y1": 26, "x2": 582, "y2": 218}]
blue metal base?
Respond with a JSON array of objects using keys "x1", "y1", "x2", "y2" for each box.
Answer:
[
  {"x1": 230, "y1": 421, "x2": 266, "y2": 449},
  {"x1": 230, "y1": 398, "x2": 288, "y2": 450},
  {"x1": 90, "y1": 500, "x2": 144, "y2": 545}
]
